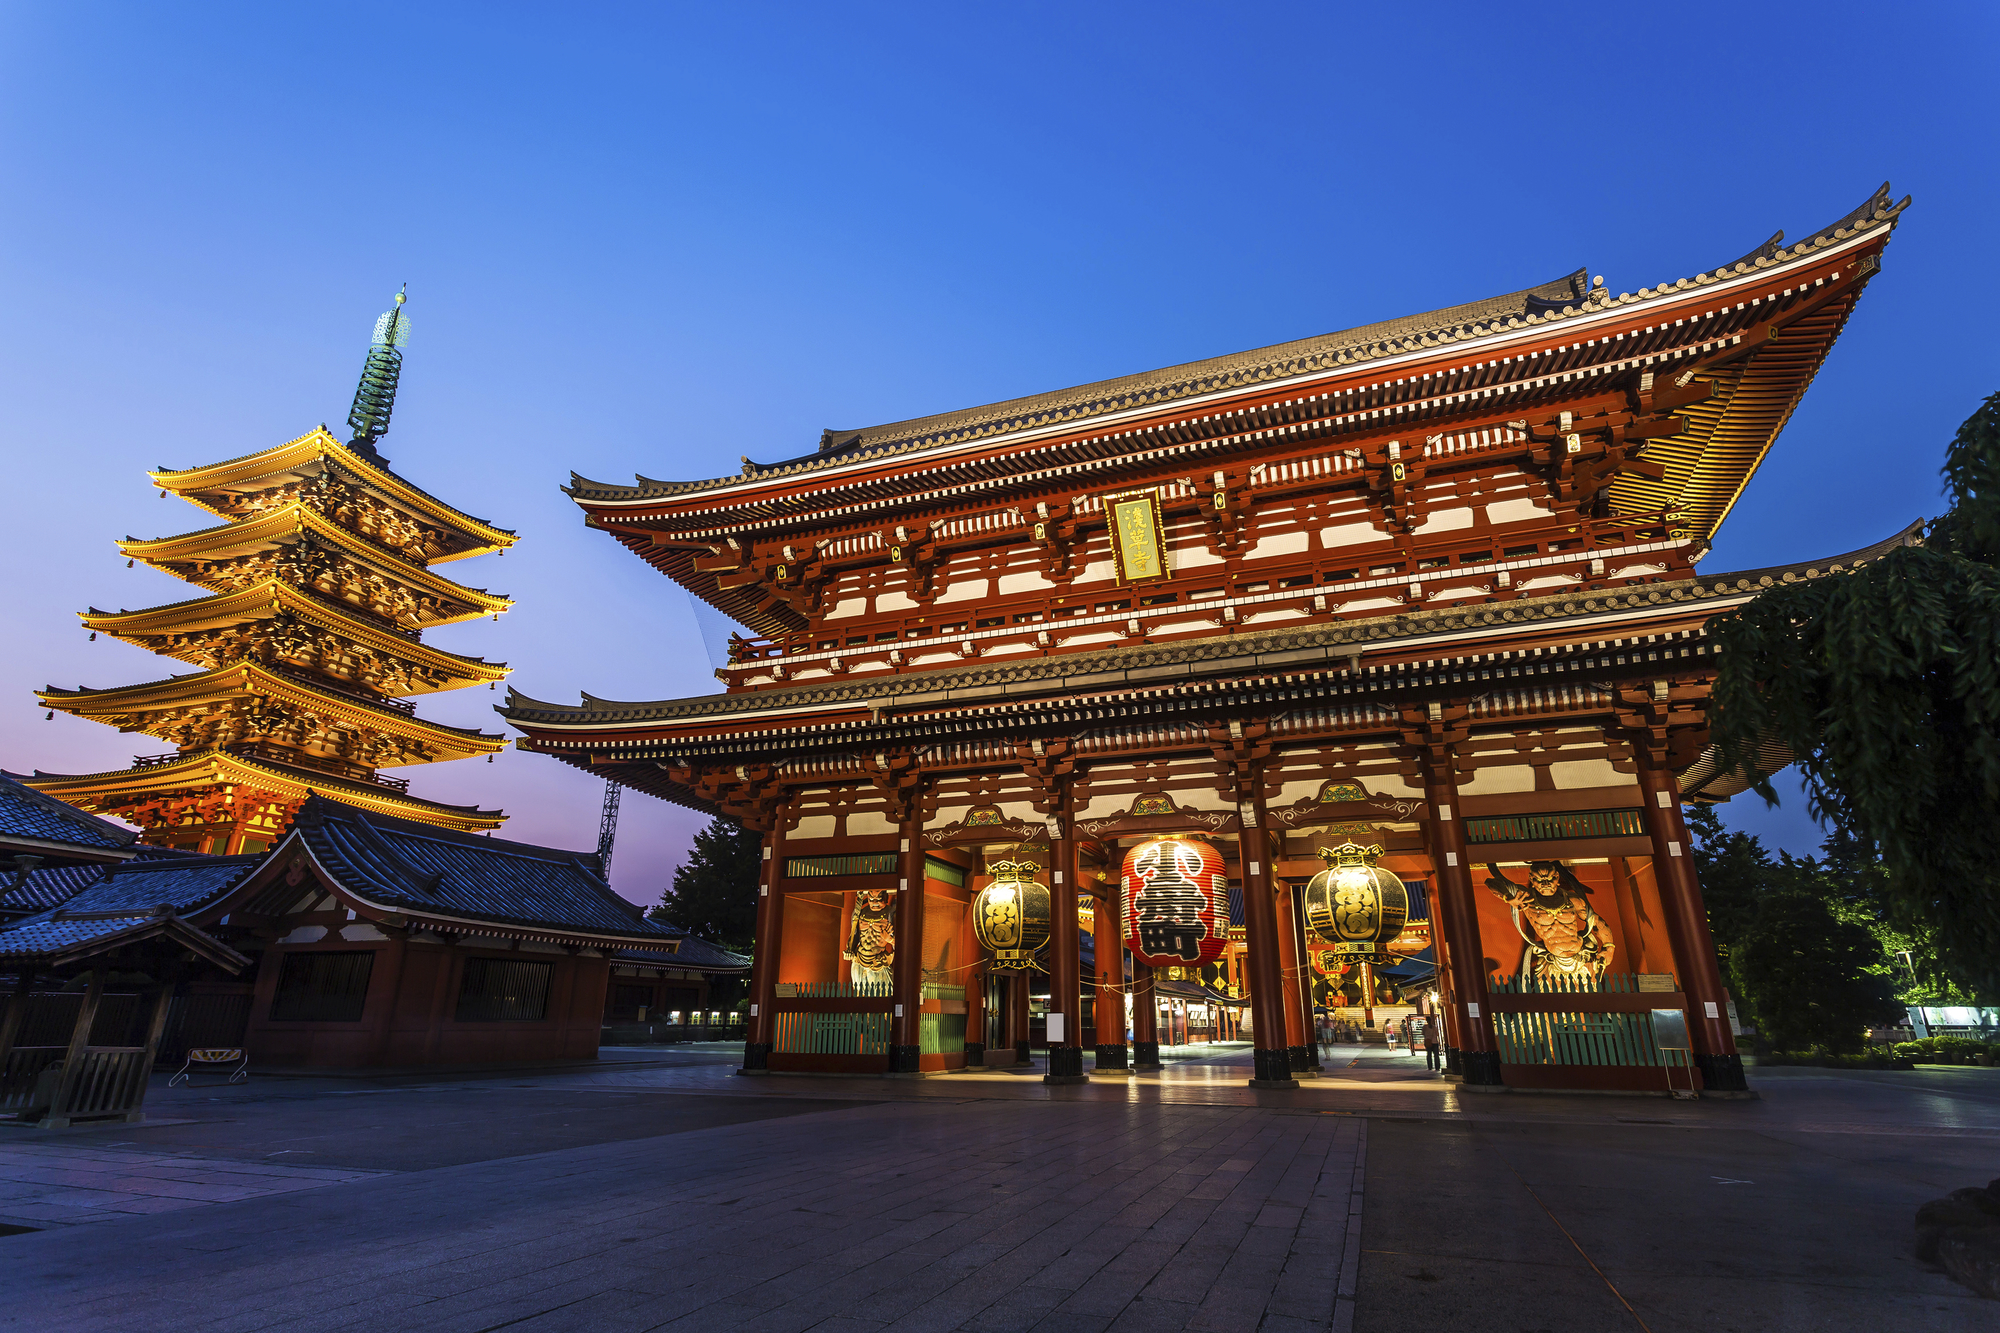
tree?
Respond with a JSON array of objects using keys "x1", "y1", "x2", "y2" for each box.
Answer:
[
  {"x1": 650, "y1": 816, "x2": 761, "y2": 951},
  {"x1": 1709, "y1": 390, "x2": 2000, "y2": 995},
  {"x1": 1729, "y1": 887, "x2": 1902, "y2": 1054},
  {"x1": 1686, "y1": 803, "x2": 1769, "y2": 963}
]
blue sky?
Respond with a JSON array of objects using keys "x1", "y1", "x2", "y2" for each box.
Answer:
[{"x1": 2, "y1": 3, "x2": 1994, "y2": 897}]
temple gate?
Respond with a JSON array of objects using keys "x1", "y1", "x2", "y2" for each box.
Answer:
[{"x1": 507, "y1": 186, "x2": 1912, "y2": 1094}]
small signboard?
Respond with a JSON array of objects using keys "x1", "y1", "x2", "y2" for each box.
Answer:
[
  {"x1": 1636, "y1": 973, "x2": 1677, "y2": 992},
  {"x1": 1650, "y1": 1008, "x2": 1689, "y2": 1051}
]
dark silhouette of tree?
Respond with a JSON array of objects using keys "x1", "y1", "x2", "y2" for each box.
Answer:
[
  {"x1": 650, "y1": 816, "x2": 760, "y2": 951},
  {"x1": 1729, "y1": 888, "x2": 1902, "y2": 1053},
  {"x1": 1709, "y1": 390, "x2": 2000, "y2": 994}
]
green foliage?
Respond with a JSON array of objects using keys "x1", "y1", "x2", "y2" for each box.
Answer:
[
  {"x1": 1708, "y1": 390, "x2": 2000, "y2": 995},
  {"x1": 1756, "y1": 1051, "x2": 1913, "y2": 1069},
  {"x1": 1686, "y1": 804, "x2": 1768, "y2": 959},
  {"x1": 1892, "y1": 1036, "x2": 1999, "y2": 1065},
  {"x1": 649, "y1": 815, "x2": 761, "y2": 951},
  {"x1": 1729, "y1": 888, "x2": 1902, "y2": 1053}
]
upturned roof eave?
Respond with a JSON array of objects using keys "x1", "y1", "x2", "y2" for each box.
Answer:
[
  {"x1": 22, "y1": 750, "x2": 506, "y2": 831},
  {"x1": 38, "y1": 663, "x2": 508, "y2": 751},
  {"x1": 150, "y1": 427, "x2": 518, "y2": 554},
  {"x1": 500, "y1": 521, "x2": 1922, "y2": 738},
  {"x1": 80, "y1": 582, "x2": 510, "y2": 685},
  {"x1": 568, "y1": 186, "x2": 1906, "y2": 512},
  {"x1": 118, "y1": 502, "x2": 514, "y2": 618}
]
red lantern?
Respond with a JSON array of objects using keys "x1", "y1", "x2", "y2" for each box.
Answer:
[{"x1": 1122, "y1": 836, "x2": 1228, "y2": 968}]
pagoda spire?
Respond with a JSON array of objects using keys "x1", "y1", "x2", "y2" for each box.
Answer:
[{"x1": 347, "y1": 286, "x2": 410, "y2": 457}]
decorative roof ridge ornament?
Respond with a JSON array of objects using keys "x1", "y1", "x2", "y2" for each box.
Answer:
[
  {"x1": 1316, "y1": 840, "x2": 1387, "y2": 867},
  {"x1": 347, "y1": 286, "x2": 410, "y2": 460}
]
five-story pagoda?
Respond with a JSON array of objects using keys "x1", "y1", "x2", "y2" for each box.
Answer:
[{"x1": 28, "y1": 292, "x2": 514, "y2": 852}]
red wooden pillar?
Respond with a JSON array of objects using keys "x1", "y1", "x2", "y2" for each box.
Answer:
[
  {"x1": 1094, "y1": 868, "x2": 1128, "y2": 1073},
  {"x1": 1422, "y1": 764, "x2": 1502, "y2": 1086},
  {"x1": 1045, "y1": 816, "x2": 1087, "y2": 1083},
  {"x1": 1290, "y1": 887, "x2": 1325, "y2": 1073},
  {"x1": 965, "y1": 961, "x2": 987, "y2": 1067},
  {"x1": 368, "y1": 936, "x2": 409, "y2": 1067},
  {"x1": 1011, "y1": 964, "x2": 1031, "y2": 1065},
  {"x1": 1240, "y1": 814, "x2": 1298, "y2": 1088},
  {"x1": 1131, "y1": 959, "x2": 1160, "y2": 1070},
  {"x1": 889, "y1": 815, "x2": 927, "y2": 1074},
  {"x1": 1274, "y1": 882, "x2": 1310, "y2": 1075},
  {"x1": 1634, "y1": 761, "x2": 1747, "y2": 1091},
  {"x1": 741, "y1": 813, "x2": 784, "y2": 1073}
]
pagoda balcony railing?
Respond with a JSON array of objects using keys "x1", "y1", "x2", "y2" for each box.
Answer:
[
  {"x1": 266, "y1": 664, "x2": 418, "y2": 715},
  {"x1": 716, "y1": 511, "x2": 1694, "y2": 684},
  {"x1": 131, "y1": 753, "x2": 181, "y2": 769},
  {"x1": 217, "y1": 743, "x2": 411, "y2": 793}
]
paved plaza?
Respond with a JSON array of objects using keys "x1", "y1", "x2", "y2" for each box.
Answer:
[{"x1": 1, "y1": 1045, "x2": 1995, "y2": 1332}]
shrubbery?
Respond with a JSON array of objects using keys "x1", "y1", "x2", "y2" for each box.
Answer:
[
  {"x1": 1893, "y1": 1036, "x2": 2000, "y2": 1065},
  {"x1": 1758, "y1": 1051, "x2": 1913, "y2": 1069}
]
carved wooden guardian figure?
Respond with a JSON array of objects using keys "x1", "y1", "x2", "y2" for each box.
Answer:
[
  {"x1": 1485, "y1": 861, "x2": 1615, "y2": 985},
  {"x1": 844, "y1": 887, "x2": 896, "y2": 988}
]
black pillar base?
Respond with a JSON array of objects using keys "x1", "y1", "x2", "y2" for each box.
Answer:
[
  {"x1": 1096, "y1": 1043, "x2": 1129, "y2": 1071},
  {"x1": 739, "y1": 1041, "x2": 772, "y2": 1074},
  {"x1": 1044, "y1": 1046, "x2": 1087, "y2": 1084},
  {"x1": 965, "y1": 1041, "x2": 986, "y2": 1068},
  {"x1": 1444, "y1": 1045, "x2": 1463, "y2": 1075},
  {"x1": 1248, "y1": 1046, "x2": 1300, "y2": 1089},
  {"x1": 1287, "y1": 1045, "x2": 1311, "y2": 1073},
  {"x1": 1459, "y1": 1049, "x2": 1504, "y2": 1086},
  {"x1": 887, "y1": 1043, "x2": 923, "y2": 1074},
  {"x1": 1696, "y1": 1051, "x2": 1750, "y2": 1092},
  {"x1": 1132, "y1": 1040, "x2": 1161, "y2": 1070},
  {"x1": 1015, "y1": 1040, "x2": 1031, "y2": 1065}
]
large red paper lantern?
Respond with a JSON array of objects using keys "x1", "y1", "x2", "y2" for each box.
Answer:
[{"x1": 1122, "y1": 836, "x2": 1228, "y2": 968}]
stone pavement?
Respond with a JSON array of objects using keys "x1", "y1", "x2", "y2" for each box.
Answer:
[
  {"x1": 2, "y1": 1047, "x2": 1998, "y2": 1331},
  {"x1": 4, "y1": 1095, "x2": 1367, "y2": 1333},
  {"x1": 0, "y1": 1140, "x2": 385, "y2": 1230}
]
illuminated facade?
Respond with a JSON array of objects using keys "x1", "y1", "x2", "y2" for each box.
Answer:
[{"x1": 507, "y1": 187, "x2": 1910, "y2": 1093}]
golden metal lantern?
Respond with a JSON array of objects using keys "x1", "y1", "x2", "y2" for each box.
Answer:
[
  {"x1": 1302, "y1": 842, "x2": 1408, "y2": 960},
  {"x1": 973, "y1": 860, "x2": 1050, "y2": 970}
]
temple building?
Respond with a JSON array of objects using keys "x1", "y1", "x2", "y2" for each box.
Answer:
[
  {"x1": 28, "y1": 293, "x2": 514, "y2": 851},
  {"x1": 504, "y1": 185, "x2": 1909, "y2": 1095}
]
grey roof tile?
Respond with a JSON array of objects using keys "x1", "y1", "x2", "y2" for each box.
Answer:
[
  {"x1": 0, "y1": 773, "x2": 137, "y2": 852},
  {"x1": 294, "y1": 796, "x2": 682, "y2": 942}
]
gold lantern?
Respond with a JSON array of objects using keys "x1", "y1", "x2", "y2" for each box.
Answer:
[
  {"x1": 973, "y1": 859, "x2": 1051, "y2": 970},
  {"x1": 1302, "y1": 842, "x2": 1408, "y2": 963}
]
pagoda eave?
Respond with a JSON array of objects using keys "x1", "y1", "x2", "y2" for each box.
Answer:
[
  {"x1": 77, "y1": 582, "x2": 510, "y2": 692},
  {"x1": 40, "y1": 664, "x2": 509, "y2": 762},
  {"x1": 24, "y1": 750, "x2": 506, "y2": 833},
  {"x1": 118, "y1": 502, "x2": 513, "y2": 623},
  {"x1": 150, "y1": 427, "x2": 518, "y2": 559}
]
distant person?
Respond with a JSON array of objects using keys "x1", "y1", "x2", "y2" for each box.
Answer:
[{"x1": 1423, "y1": 1016, "x2": 1442, "y2": 1072}]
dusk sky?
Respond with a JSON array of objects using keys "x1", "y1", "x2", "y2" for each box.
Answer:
[{"x1": 3, "y1": 4, "x2": 1995, "y2": 903}]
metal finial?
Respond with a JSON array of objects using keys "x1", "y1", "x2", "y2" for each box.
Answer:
[{"x1": 348, "y1": 288, "x2": 411, "y2": 450}]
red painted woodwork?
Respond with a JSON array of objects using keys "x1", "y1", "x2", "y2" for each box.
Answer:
[
  {"x1": 1635, "y1": 763, "x2": 1739, "y2": 1062},
  {"x1": 243, "y1": 938, "x2": 610, "y2": 1069}
]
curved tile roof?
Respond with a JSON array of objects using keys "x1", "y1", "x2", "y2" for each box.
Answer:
[
  {"x1": 0, "y1": 844, "x2": 215, "y2": 919},
  {"x1": 292, "y1": 796, "x2": 680, "y2": 941},
  {"x1": 0, "y1": 773, "x2": 137, "y2": 852},
  {"x1": 569, "y1": 185, "x2": 1907, "y2": 505}
]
